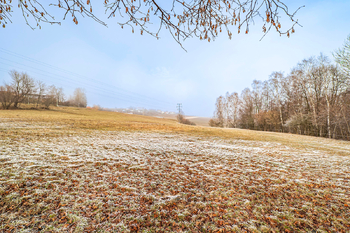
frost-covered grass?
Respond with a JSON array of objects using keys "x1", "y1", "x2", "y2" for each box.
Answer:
[
  {"x1": 0, "y1": 108, "x2": 350, "y2": 232},
  {"x1": 1, "y1": 107, "x2": 350, "y2": 156}
]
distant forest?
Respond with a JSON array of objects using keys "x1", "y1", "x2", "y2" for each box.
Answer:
[{"x1": 210, "y1": 35, "x2": 350, "y2": 140}]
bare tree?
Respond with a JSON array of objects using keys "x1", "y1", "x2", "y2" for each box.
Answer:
[
  {"x1": 0, "y1": 84, "x2": 15, "y2": 109},
  {"x1": 295, "y1": 56, "x2": 325, "y2": 136},
  {"x1": 36, "y1": 80, "x2": 46, "y2": 108},
  {"x1": 251, "y1": 80, "x2": 263, "y2": 115},
  {"x1": 226, "y1": 92, "x2": 241, "y2": 128},
  {"x1": 211, "y1": 37, "x2": 350, "y2": 140},
  {"x1": 334, "y1": 34, "x2": 350, "y2": 77},
  {"x1": 43, "y1": 85, "x2": 57, "y2": 108},
  {"x1": 56, "y1": 87, "x2": 65, "y2": 106},
  {"x1": 339, "y1": 92, "x2": 350, "y2": 139},
  {"x1": 323, "y1": 64, "x2": 349, "y2": 138},
  {"x1": 261, "y1": 80, "x2": 272, "y2": 112},
  {"x1": 10, "y1": 70, "x2": 36, "y2": 108},
  {"x1": 71, "y1": 88, "x2": 87, "y2": 108},
  {"x1": 269, "y1": 72, "x2": 284, "y2": 132},
  {"x1": 282, "y1": 71, "x2": 305, "y2": 134},
  {"x1": 210, "y1": 95, "x2": 225, "y2": 127},
  {"x1": 0, "y1": 1, "x2": 303, "y2": 47},
  {"x1": 239, "y1": 88, "x2": 254, "y2": 129}
]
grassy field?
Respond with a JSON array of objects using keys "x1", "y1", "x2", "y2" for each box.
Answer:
[
  {"x1": 0, "y1": 107, "x2": 349, "y2": 232},
  {"x1": 184, "y1": 117, "x2": 212, "y2": 127},
  {"x1": 1, "y1": 107, "x2": 349, "y2": 156}
]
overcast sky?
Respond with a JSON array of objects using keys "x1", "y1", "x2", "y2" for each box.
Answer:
[{"x1": 1, "y1": 0, "x2": 350, "y2": 117}]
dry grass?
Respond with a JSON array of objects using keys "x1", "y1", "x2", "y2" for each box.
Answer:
[
  {"x1": 185, "y1": 117, "x2": 212, "y2": 127},
  {"x1": 1, "y1": 107, "x2": 349, "y2": 156},
  {"x1": 0, "y1": 107, "x2": 350, "y2": 232}
]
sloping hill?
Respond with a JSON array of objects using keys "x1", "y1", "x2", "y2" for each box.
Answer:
[
  {"x1": 185, "y1": 116, "x2": 212, "y2": 127},
  {"x1": 1, "y1": 107, "x2": 349, "y2": 155},
  {"x1": 0, "y1": 107, "x2": 349, "y2": 232}
]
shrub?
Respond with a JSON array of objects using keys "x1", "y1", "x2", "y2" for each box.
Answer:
[
  {"x1": 208, "y1": 118, "x2": 223, "y2": 127},
  {"x1": 177, "y1": 114, "x2": 196, "y2": 126}
]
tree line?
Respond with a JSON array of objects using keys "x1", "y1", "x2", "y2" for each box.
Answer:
[
  {"x1": 0, "y1": 70, "x2": 87, "y2": 109},
  {"x1": 210, "y1": 35, "x2": 350, "y2": 140}
]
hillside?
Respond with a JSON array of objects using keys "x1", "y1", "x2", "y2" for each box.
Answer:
[
  {"x1": 185, "y1": 116, "x2": 212, "y2": 127},
  {"x1": 0, "y1": 107, "x2": 349, "y2": 232},
  {"x1": 1, "y1": 107, "x2": 349, "y2": 155}
]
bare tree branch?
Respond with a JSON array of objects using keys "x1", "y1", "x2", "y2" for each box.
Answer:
[{"x1": 1, "y1": 0, "x2": 303, "y2": 45}]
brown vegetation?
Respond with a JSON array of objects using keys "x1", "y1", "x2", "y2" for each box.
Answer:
[
  {"x1": 211, "y1": 50, "x2": 350, "y2": 141},
  {"x1": 0, "y1": 107, "x2": 349, "y2": 232},
  {"x1": 177, "y1": 114, "x2": 196, "y2": 126},
  {"x1": 0, "y1": 70, "x2": 86, "y2": 109}
]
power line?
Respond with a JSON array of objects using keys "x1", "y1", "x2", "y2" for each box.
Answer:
[
  {"x1": 0, "y1": 55, "x2": 174, "y2": 108},
  {"x1": 0, "y1": 47, "x2": 175, "y2": 107},
  {"x1": 0, "y1": 56, "x2": 176, "y2": 110},
  {"x1": 0, "y1": 62, "x2": 173, "y2": 110}
]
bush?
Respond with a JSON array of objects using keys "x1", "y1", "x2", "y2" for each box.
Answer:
[
  {"x1": 208, "y1": 118, "x2": 223, "y2": 127},
  {"x1": 177, "y1": 114, "x2": 196, "y2": 126}
]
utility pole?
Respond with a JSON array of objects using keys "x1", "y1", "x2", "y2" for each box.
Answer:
[{"x1": 177, "y1": 103, "x2": 182, "y2": 115}]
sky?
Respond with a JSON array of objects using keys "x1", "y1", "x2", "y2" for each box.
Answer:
[{"x1": 1, "y1": 0, "x2": 350, "y2": 117}]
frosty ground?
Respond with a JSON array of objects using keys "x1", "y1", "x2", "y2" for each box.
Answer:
[{"x1": 0, "y1": 116, "x2": 350, "y2": 232}]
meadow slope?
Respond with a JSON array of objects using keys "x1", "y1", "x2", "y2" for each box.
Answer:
[{"x1": 0, "y1": 107, "x2": 349, "y2": 232}]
